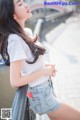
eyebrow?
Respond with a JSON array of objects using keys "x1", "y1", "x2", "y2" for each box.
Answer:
[{"x1": 16, "y1": 0, "x2": 20, "y2": 4}]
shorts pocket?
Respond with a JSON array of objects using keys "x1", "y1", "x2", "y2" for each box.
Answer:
[
  {"x1": 29, "y1": 96, "x2": 42, "y2": 114},
  {"x1": 43, "y1": 85, "x2": 51, "y2": 97},
  {"x1": 43, "y1": 86, "x2": 55, "y2": 108},
  {"x1": 34, "y1": 104, "x2": 42, "y2": 114}
]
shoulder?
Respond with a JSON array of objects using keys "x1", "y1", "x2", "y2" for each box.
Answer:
[
  {"x1": 8, "y1": 34, "x2": 26, "y2": 47},
  {"x1": 24, "y1": 28, "x2": 33, "y2": 36},
  {"x1": 7, "y1": 34, "x2": 29, "y2": 51},
  {"x1": 8, "y1": 34, "x2": 22, "y2": 43}
]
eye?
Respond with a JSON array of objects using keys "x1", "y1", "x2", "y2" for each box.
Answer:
[
  {"x1": 19, "y1": 4, "x2": 22, "y2": 6},
  {"x1": 18, "y1": 1, "x2": 25, "y2": 6},
  {"x1": 18, "y1": 2, "x2": 22, "y2": 6}
]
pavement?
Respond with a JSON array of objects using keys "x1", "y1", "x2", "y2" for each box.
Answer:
[{"x1": 38, "y1": 15, "x2": 80, "y2": 120}]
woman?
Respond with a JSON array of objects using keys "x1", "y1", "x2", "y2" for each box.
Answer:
[{"x1": 0, "y1": 0, "x2": 80, "y2": 120}]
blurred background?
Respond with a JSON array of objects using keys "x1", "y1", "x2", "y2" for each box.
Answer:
[{"x1": 0, "y1": 0, "x2": 80, "y2": 120}]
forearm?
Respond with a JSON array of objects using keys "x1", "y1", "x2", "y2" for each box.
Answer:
[
  {"x1": 14, "y1": 68, "x2": 45, "y2": 87},
  {"x1": 10, "y1": 62, "x2": 55, "y2": 88}
]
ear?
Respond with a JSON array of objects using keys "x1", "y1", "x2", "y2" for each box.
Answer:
[{"x1": 13, "y1": 14, "x2": 17, "y2": 20}]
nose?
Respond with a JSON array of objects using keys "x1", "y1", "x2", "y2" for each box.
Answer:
[{"x1": 24, "y1": 3, "x2": 29, "y2": 9}]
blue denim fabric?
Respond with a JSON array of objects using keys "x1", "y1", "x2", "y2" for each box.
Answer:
[{"x1": 27, "y1": 79, "x2": 61, "y2": 115}]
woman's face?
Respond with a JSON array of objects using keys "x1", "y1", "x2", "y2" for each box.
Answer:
[{"x1": 13, "y1": 0, "x2": 32, "y2": 21}]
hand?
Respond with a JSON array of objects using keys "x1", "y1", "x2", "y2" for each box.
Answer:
[{"x1": 44, "y1": 64, "x2": 57, "y2": 77}]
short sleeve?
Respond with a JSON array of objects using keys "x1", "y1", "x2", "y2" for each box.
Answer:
[
  {"x1": 8, "y1": 34, "x2": 27, "y2": 62},
  {"x1": 24, "y1": 28, "x2": 33, "y2": 36}
]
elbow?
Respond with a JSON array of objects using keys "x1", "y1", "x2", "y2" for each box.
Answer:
[
  {"x1": 11, "y1": 83, "x2": 18, "y2": 88},
  {"x1": 10, "y1": 79, "x2": 20, "y2": 88},
  {"x1": 10, "y1": 82, "x2": 18, "y2": 88}
]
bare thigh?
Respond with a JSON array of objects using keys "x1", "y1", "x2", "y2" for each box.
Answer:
[
  {"x1": 48, "y1": 116, "x2": 58, "y2": 120},
  {"x1": 47, "y1": 103, "x2": 80, "y2": 120}
]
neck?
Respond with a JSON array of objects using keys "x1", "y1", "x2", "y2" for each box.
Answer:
[
  {"x1": 16, "y1": 19, "x2": 25, "y2": 30},
  {"x1": 19, "y1": 21, "x2": 25, "y2": 30}
]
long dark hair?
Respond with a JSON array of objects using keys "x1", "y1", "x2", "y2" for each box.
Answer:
[{"x1": 0, "y1": 0, "x2": 46, "y2": 66}]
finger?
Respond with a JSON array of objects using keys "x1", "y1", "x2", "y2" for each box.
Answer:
[
  {"x1": 52, "y1": 71, "x2": 56, "y2": 76},
  {"x1": 53, "y1": 70, "x2": 57, "y2": 73},
  {"x1": 45, "y1": 63, "x2": 56, "y2": 66},
  {"x1": 45, "y1": 64, "x2": 52, "y2": 66},
  {"x1": 52, "y1": 73, "x2": 56, "y2": 77},
  {"x1": 52, "y1": 64, "x2": 56, "y2": 67}
]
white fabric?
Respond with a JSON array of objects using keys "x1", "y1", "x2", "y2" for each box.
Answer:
[{"x1": 8, "y1": 28, "x2": 49, "y2": 87}]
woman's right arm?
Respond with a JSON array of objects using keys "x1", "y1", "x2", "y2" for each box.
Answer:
[{"x1": 10, "y1": 60, "x2": 55, "y2": 88}]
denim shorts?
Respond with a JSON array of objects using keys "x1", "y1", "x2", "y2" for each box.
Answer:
[{"x1": 27, "y1": 79, "x2": 61, "y2": 115}]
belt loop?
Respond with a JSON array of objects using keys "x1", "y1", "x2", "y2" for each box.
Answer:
[
  {"x1": 48, "y1": 78, "x2": 51, "y2": 87},
  {"x1": 48, "y1": 78, "x2": 53, "y2": 88}
]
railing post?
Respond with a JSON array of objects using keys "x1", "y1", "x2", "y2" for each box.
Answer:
[{"x1": 33, "y1": 19, "x2": 44, "y2": 36}]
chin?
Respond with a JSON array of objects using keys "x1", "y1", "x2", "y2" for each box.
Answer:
[
  {"x1": 27, "y1": 13, "x2": 32, "y2": 19},
  {"x1": 29, "y1": 13, "x2": 32, "y2": 17}
]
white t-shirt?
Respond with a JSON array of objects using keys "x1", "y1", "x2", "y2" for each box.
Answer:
[{"x1": 7, "y1": 28, "x2": 49, "y2": 87}]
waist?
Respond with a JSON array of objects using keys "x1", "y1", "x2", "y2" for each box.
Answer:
[
  {"x1": 28, "y1": 77, "x2": 52, "y2": 89},
  {"x1": 28, "y1": 76, "x2": 49, "y2": 87},
  {"x1": 28, "y1": 78, "x2": 53, "y2": 94}
]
